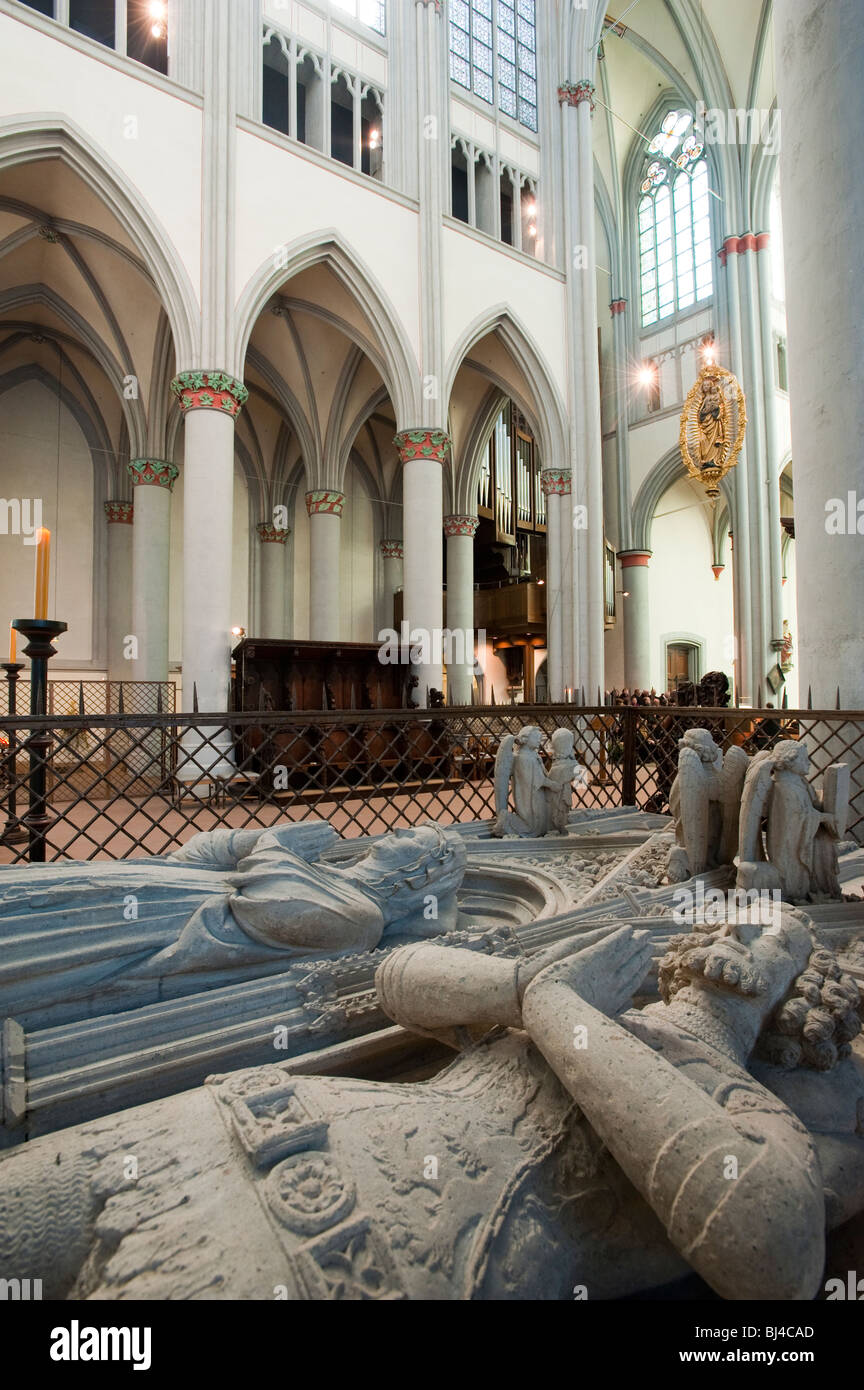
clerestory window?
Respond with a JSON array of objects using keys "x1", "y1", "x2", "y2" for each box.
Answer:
[
  {"x1": 638, "y1": 111, "x2": 712, "y2": 326},
  {"x1": 330, "y1": 0, "x2": 386, "y2": 36},
  {"x1": 449, "y1": 0, "x2": 538, "y2": 134}
]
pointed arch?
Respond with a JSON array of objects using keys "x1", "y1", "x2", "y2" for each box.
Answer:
[
  {"x1": 234, "y1": 230, "x2": 420, "y2": 426},
  {"x1": 631, "y1": 445, "x2": 737, "y2": 551},
  {"x1": 0, "y1": 117, "x2": 197, "y2": 368},
  {"x1": 443, "y1": 305, "x2": 568, "y2": 468}
]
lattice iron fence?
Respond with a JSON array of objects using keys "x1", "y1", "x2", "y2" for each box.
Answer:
[
  {"x1": 0, "y1": 704, "x2": 861, "y2": 863},
  {"x1": 1, "y1": 680, "x2": 175, "y2": 717}
]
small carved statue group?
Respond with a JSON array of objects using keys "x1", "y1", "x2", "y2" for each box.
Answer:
[
  {"x1": 491, "y1": 726, "x2": 587, "y2": 838},
  {"x1": 667, "y1": 729, "x2": 849, "y2": 902}
]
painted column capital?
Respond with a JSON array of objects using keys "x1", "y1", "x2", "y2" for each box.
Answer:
[
  {"x1": 443, "y1": 515, "x2": 479, "y2": 538},
  {"x1": 610, "y1": 299, "x2": 627, "y2": 316},
  {"x1": 540, "y1": 469, "x2": 572, "y2": 497},
  {"x1": 380, "y1": 539, "x2": 404, "y2": 559},
  {"x1": 618, "y1": 549, "x2": 652, "y2": 569},
  {"x1": 127, "y1": 459, "x2": 179, "y2": 491},
  {"x1": 305, "y1": 490, "x2": 345, "y2": 518},
  {"x1": 104, "y1": 500, "x2": 134, "y2": 524},
  {"x1": 257, "y1": 523, "x2": 289, "y2": 543},
  {"x1": 415, "y1": 0, "x2": 442, "y2": 9},
  {"x1": 558, "y1": 81, "x2": 596, "y2": 111},
  {"x1": 171, "y1": 371, "x2": 248, "y2": 418},
  {"x1": 394, "y1": 429, "x2": 451, "y2": 464}
]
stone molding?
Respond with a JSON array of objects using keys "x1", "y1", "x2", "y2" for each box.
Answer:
[
  {"x1": 443, "y1": 515, "x2": 479, "y2": 538},
  {"x1": 104, "y1": 501, "x2": 134, "y2": 524},
  {"x1": 539, "y1": 469, "x2": 572, "y2": 497},
  {"x1": 305, "y1": 490, "x2": 346, "y2": 518},
  {"x1": 718, "y1": 232, "x2": 771, "y2": 266},
  {"x1": 618, "y1": 549, "x2": 652, "y2": 569},
  {"x1": 171, "y1": 371, "x2": 248, "y2": 418},
  {"x1": 393, "y1": 429, "x2": 451, "y2": 464},
  {"x1": 127, "y1": 460, "x2": 179, "y2": 491},
  {"x1": 257, "y1": 524, "x2": 290, "y2": 544}
]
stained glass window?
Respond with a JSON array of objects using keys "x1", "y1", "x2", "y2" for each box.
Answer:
[
  {"x1": 638, "y1": 111, "x2": 712, "y2": 326},
  {"x1": 449, "y1": 0, "x2": 537, "y2": 133}
]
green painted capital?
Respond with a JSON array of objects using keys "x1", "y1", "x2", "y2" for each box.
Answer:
[{"x1": 127, "y1": 459, "x2": 179, "y2": 491}]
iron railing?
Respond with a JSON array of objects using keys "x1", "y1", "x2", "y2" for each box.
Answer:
[
  {"x1": 0, "y1": 704, "x2": 861, "y2": 863},
  {"x1": 0, "y1": 679, "x2": 175, "y2": 717}
]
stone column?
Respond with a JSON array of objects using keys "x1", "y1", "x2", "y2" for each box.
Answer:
[
  {"x1": 775, "y1": 0, "x2": 864, "y2": 709},
  {"x1": 557, "y1": 470, "x2": 575, "y2": 698},
  {"x1": 619, "y1": 550, "x2": 652, "y2": 691},
  {"x1": 256, "y1": 523, "x2": 289, "y2": 638},
  {"x1": 559, "y1": 79, "x2": 605, "y2": 698},
  {"x1": 103, "y1": 501, "x2": 133, "y2": 682},
  {"x1": 171, "y1": 371, "x2": 247, "y2": 723},
  {"x1": 717, "y1": 238, "x2": 753, "y2": 704},
  {"x1": 402, "y1": 0, "x2": 449, "y2": 709},
  {"x1": 610, "y1": 300, "x2": 633, "y2": 553},
  {"x1": 379, "y1": 539, "x2": 403, "y2": 631},
  {"x1": 540, "y1": 470, "x2": 567, "y2": 701},
  {"x1": 126, "y1": 460, "x2": 178, "y2": 684},
  {"x1": 395, "y1": 431, "x2": 448, "y2": 702},
  {"x1": 306, "y1": 490, "x2": 344, "y2": 641},
  {"x1": 443, "y1": 515, "x2": 478, "y2": 705},
  {"x1": 754, "y1": 233, "x2": 785, "y2": 661}
]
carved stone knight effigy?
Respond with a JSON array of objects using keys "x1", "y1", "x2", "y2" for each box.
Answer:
[
  {"x1": 1, "y1": 905, "x2": 863, "y2": 1300},
  {"x1": 0, "y1": 820, "x2": 467, "y2": 1031}
]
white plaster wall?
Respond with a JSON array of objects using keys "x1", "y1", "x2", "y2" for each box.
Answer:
[
  {"x1": 648, "y1": 478, "x2": 734, "y2": 692},
  {"x1": 0, "y1": 380, "x2": 93, "y2": 662},
  {"x1": 441, "y1": 224, "x2": 567, "y2": 400},
  {"x1": 235, "y1": 128, "x2": 421, "y2": 366},
  {"x1": 0, "y1": 14, "x2": 202, "y2": 295}
]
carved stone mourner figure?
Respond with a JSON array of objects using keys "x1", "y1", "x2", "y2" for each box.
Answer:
[
  {"x1": 0, "y1": 820, "x2": 467, "y2": 1031},
  {"x1": 667, "y1": 727, "x2": 748, "y2": 881},
  {"x1": 491, "y1": 725, "x2": 585, "y2": 838},
  {"x1": 737, "y1": 739, "x2": 849, "y2": 902},
  {"x1": 1, "y1": 905, "x2": 862, "y2": 1300}
]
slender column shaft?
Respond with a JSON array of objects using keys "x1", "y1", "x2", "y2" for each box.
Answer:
[
  {"x1": 396, "y1": 431, "x2": 448, "y2": 702},
  {"x1": 103, "y1": 502, "x2": 133, "y2": 681},
  {"x1": 755, "y1": 238, "x2": 785, "y2": 653},
  {"x1": 257, "y1": 524, "x2": 289, "y2": 638},
  {"x1": 444, "y1": 516, "x2": 478, "y2": 705},
  {"x1": 540, "y1": 472, "x2": 565, "y2": 701},
  {"x1": 127, "y1": 462, "x2": 177, "y2": 684},
  {"x1": 172, "y1": 373, "x2": 247, "y2": 717},
  {"x1": 558, "y1": 473, "x2": 574, "y2": 696},
  {"x1": 306, "y1": 491, "x2": 344, "y2": 641},
  {"x1": 379, "y1": 539, "x2": 404, "y2": 631},
  {"x1": 619, "y1": 550, "x2": 652, "y2": 690},
  {"x1": 721, "y1": 246, "x2": 753, "y2": 703}
]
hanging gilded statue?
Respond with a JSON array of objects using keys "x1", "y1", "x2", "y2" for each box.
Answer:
[{"x1": 680, "y1": 361, "x2": 747, "y2": 500}]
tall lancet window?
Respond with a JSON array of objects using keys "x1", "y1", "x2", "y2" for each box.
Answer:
[
  {"x1": 449, "y1": 0, "x2": 538, "y2": 133},
  {"x1": 638, "y1": 111, "x2": 712, "y2": 326}
]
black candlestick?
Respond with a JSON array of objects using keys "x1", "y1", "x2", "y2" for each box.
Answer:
[
  {"x1": 12, "y1": 619, "x2": 67, "y2": 863},
  {"x1": 0, "y1": 662, "x2": 27, "y2": 847}
]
